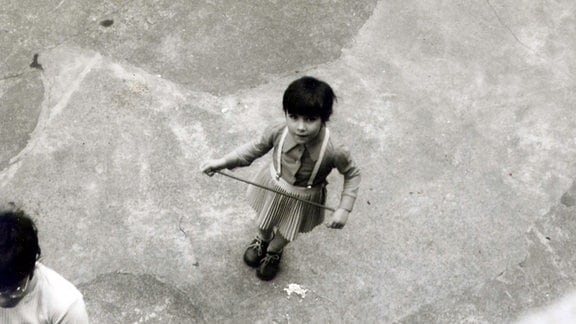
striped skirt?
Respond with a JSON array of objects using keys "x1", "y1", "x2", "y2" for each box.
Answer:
[{"x1": 246, "y1": 164, "x2": 326, "y2": 242}]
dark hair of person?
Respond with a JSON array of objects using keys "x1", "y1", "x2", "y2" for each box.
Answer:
[
  {"x1": 0, "y1": 209, "x2": 41, "y2": 289},
  {"x1": 282, "y1": 76, "x2": 336, "y2": 123}
]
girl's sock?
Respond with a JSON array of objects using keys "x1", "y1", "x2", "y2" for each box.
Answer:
[{"x1": 257, "y1": 229, "x2": 274, "y2": 242}]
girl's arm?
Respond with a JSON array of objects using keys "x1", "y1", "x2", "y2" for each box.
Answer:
[
  {"x1": 326, "y1": 144, "x2": 361, "y2": 229},
  {"x1": 334, "y1": 145, "x2": 361, "y2": 212},
  {"x1": 200, "y1": 123, "x2": 283, "y2": 175}
]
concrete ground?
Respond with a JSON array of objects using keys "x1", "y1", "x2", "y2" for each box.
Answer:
[{"x1": 1, "y1": 0, "x2": 576, "y2": 323}]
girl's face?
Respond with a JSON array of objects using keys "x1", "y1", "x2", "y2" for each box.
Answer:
[{"x1": 285, "y1": 113, "x2": 323, "y2": 145}]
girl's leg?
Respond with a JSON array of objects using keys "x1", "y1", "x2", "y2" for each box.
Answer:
[
  {"x1": 267, "y1": 232, "x2": 290, "y2": 253},
  {"x1": 257, "y1": 232, "x2": 289, "y2": 280},
  {"x1": 257, "y1": 228, "x2": 274, "y2": 241}
]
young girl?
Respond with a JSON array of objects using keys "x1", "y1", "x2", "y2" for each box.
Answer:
[{"x1": 200, "y1": 76, "x2": 361, "y2": 281}]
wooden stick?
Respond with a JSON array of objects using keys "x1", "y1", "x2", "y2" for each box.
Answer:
[{"x1": 215, "y1": 170, "x2": 335, "y2": 212}]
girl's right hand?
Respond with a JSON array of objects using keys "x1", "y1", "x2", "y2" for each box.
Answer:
[
  {"x1": 200, "y1": 158, "x2": 226, "y2": 176},
  {"x1": 325, "y1": 208, "x2": 349, "y2": 229}
]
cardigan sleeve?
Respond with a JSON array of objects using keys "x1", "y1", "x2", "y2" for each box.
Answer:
[
  {"x1": 333, "y1": 144, "x2": 361, "y2": 212},
  {"x1": 57, "y1": 298, "x2": 89, "y2": 324},
  {"x1": 220, "y1": 123, "x2": 283, "y2": 169}
]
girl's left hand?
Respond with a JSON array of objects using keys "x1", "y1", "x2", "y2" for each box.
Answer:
[{"x1": 325, "y1": 209, "x2": 349, "y2": 229}]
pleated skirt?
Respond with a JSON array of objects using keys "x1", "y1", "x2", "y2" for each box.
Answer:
[{"x1": 246, "y1": 164, "x2": 326, "y2": 242}]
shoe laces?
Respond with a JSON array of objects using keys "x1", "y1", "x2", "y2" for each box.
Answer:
[
  {"x1": 248, "y1": 239, "x2": 265, "y2": 255},
  {"x1": 260, "y1": 252, "x2": 281, "y2": 265}
]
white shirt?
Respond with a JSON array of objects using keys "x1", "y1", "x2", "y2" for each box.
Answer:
[{"x1": 0, "y1": 263, "x2": 89, "y2": 324}]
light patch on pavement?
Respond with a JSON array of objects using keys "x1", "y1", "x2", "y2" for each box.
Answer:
[
  {"x1": 169, "y1": 121, "x2": 210, "y2": 159},
  {"x1": 515, "y1": 290, "x2": 576, "y2": 324},
  {"x1": 284, "y1": 283, "x2": 309, "y2": 299}
]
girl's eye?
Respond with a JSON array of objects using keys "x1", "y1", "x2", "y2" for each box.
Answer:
[{"x1": 305, "y1": 117, "x2": 318, "y2": 122}]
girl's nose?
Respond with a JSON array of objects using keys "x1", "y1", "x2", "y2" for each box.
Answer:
[{"x1": 297, "y1": 119, "x2": 306, "y2": 131}]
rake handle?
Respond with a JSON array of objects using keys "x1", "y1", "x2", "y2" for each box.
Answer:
[{"x1": 214, "y1": 170, "x2": 336, "y2": 212}]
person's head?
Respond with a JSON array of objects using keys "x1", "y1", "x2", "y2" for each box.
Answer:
[
  {"x1": 282, "y1": 76, "x2": 336, "y2": 123},
  {"x1": 282, "y1": 77, "x2": 336, "y2": 144},
  {"x1": 0, "y1": 209, "x2": 41, "y2": 308}
]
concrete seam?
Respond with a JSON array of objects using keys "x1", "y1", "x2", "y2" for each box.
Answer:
[
  {"x1": 49, "y1": 53, "x2": 102, "y2": 121},
  {"x1": 0, "y1": 52, "x2": 102, "y2": 186}
]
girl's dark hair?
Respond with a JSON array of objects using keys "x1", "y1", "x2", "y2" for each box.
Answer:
[
  {"x1": 0, "y1": 210, "x2": 41, "y2": 289},
  {"x1": 282, "y1": 76, "x2": 336, "y2": 123}
]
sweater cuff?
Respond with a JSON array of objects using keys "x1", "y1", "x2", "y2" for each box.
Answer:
[{"x1": 338, "y1": 195, "x2": 356, "y2": 212}]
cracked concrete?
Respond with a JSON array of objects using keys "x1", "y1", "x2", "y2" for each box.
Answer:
[
  {"x1": 1, "y1": 0, "x2": 576, "y2": 323},
  {"x1": 396, "y1": 187, "x2": 576, "y2": 323}
]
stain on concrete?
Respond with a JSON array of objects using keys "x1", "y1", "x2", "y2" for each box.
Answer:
[
  {"x1": 99, "y1": 19, "x2": 114, "y2": 27},
  {"x1": 561, "y1": 194, "x2": 575, "y2": 207},
  {"x1": 560, "y1": 181, "x2": 576, "y2": 207},
  {"x1": 29, "y1": 54, "x2": 43, "y2": 70},
  {"x1": 80, "y1": 272, "x2": 205, "y2": 323},
  {"x1": 0, "y1": 72, "x2": 44, "y2": 170}
]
